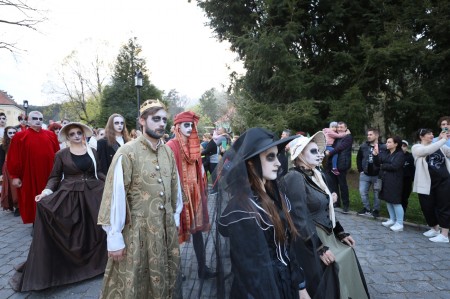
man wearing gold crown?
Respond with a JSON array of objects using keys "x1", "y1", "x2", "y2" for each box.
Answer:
[
  {"x1": 98, "y1": 99, "x2": 181, "y2": 298},
  {"x1": 166, "y1": 111, "x2": 215, "y2": 279}
]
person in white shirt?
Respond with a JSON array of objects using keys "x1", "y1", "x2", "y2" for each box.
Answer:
[{"x1": 412, "y1": 128, "x2": 450, "y2": 243}]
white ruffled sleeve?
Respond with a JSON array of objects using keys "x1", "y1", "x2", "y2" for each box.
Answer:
[
  {"x1": 174, "y1": 173, "x2": 183, "y2": 227},
  {"x1": 102, "y1": 155, "x2": 126, "y2": 251}
]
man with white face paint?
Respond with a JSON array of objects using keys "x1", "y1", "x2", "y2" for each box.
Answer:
[
  {"x1": 98, "y1": 99, "x2": 181, "y2": 298},
  {"x1": 166, "y1": 111, "x2": 216, "y2": 279},
  {"x1": 7, "y1": 111, "x2": 60, "y2": 224}
]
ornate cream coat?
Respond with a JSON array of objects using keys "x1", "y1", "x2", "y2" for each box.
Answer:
[{"x1": 98, "y1": 136, "x2": 180, "y2": 299}]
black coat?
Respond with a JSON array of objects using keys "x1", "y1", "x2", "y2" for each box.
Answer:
[
  {"x1": 375, "y1": 149, "x2": 405, "y2": 204},
  {"x1": 96, "y1": 138, "x2": 121, "y2": 175},
  {"x1": 331, "y1": 135, "x2": 353, "y2": 171}
]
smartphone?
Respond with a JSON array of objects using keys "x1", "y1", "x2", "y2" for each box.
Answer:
[
  {"x1": 221, "y1": 140, "x2": 227, "y2": 149},
  {"x1": 443, "y1": 127, "x2": 449, "y2": 133}
]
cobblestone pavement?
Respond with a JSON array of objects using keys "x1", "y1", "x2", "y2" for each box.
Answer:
[{"x1": 1, "y1": 202, "x2": 449, "y2": 298}]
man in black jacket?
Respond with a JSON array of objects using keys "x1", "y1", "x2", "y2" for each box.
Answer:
[
  {"x1": 326, "y1": 122, "x2": 353, "y2": 213},
  {"x1": 356, "y1": 128, "x2": 384, "y2": 218}
]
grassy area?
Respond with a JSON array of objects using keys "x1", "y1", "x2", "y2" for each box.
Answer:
[{"x1": 346, "y1": 154, "x2": 426, "y2": 225}]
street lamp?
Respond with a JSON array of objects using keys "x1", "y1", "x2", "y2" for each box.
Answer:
[
  {"x1": 134, "y1": 70, "x2": 143, "y2": 130},
  {"x1": 23, "y1": 100, "x2": 29, "y2": 117}
]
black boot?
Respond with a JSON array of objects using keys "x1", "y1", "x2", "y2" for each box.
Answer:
[
  {"x1": 14, "y1": 208, "x2": 20, "y2": 217},
  {"x1": 198, "y1": 266, "x2": 217, "y2": 279},
  {"x1": 192, "y1": 232, "x2": 217, "y2": 279}
]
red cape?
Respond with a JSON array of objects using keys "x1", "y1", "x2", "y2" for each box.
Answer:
[{"x1": 7, "y1": 128, "x2": 60, "y2": 223}]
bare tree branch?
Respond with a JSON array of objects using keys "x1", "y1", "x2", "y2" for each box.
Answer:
[{"x1": 0, "y1": 0, "x2": 47, "y2": 53}]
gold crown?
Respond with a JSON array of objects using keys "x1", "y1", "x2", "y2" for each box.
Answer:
[{"x1": 140, "y1": 99, "x2": 167, "y2": 115}]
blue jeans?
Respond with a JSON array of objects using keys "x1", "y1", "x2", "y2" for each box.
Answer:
[
  {"x1": 386, "y1": 203, "x2": 404, "y2": 225},
  {"x1": 326, "y1": 146, "x2": 338, "y2": 169},
  {"x1": 359, "y1": 173, "x2": 381, "y2": 211}
]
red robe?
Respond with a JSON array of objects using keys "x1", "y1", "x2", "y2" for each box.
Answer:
[{"x1": 7, "y1": 128, "x2": 59, "y2": 223}]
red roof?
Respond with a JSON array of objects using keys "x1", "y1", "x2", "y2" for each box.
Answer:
[{"x1": 0, "y1": 91, "x2": 18, "y2": 105}]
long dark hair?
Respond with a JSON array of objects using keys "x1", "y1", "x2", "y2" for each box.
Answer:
[
  {"x1": 2, "y1": 126, "x2": 17, "y2": 153},
  {"x1": 246, "y1": 156, "x2": 298, "y2": 242}
]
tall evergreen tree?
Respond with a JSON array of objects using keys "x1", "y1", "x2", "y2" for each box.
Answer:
[
  {"x1": 99, "y1": 37, "x2": 162, "y2": 129},
  {"x1": 198, "y1": 0, "x2": 450, "y2": 139}
]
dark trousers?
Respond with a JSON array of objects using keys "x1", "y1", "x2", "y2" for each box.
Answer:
[
  {"x1": 209, "y1": 163, "x2": 218, "y2": 192},
  {"x1": 401, "y1": 176, "x2": 413, "y2": 213},
  {"x1": 418, "y1": 177, "x2": 450, "y2": 229},
  {"x1": 330, "y1": 169, "x2": 350, "y2": 209}
]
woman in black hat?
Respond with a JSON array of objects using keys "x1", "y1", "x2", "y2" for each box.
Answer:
[{"x1": 215, "y1": 127, "x2": 310, "y2": 299}]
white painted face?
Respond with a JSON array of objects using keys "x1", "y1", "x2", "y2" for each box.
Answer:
[
  {"x1": 97, "y1": 129, "x2": 105, "y2": 140},
  {"x1": 67, "y1": 127, "x2": 84, "y2": 144},
  {"x1": 113, "y1": 116, "x2": 124, "y2": 134},
  {"x1": 180, "y1": 122, "x2": 193, "y2": 137},
  {"x1": 0, "y1": 115, "x2": 6, "y2": 126},
  {"x1": 141, "y1": 109, "x2": 168, "y2": 140},
  {"x1": 28, "y1": 112, "x2": 43, "y2": 128},
  {"x1": 6, "y1": 128, "x2": 16, "y2": 139},
  {"x1": 302, "y1": 142, "x2": 321, "y2": 168},
  {"x1": 259, "y1": 146, "x2": 280, "y2": 182}
]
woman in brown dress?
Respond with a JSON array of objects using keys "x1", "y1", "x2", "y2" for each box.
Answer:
[{"x1": 10, "y1": 122, "x2": 107, "y2": 292}]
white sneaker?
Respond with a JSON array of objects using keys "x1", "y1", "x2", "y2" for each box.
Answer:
[
  {"x1": 423, "y1": 228, "x2": 440, "y2": 237},
  {"x1": 382, "y1": 219, "x2": 395, "y2": 227},
  {"x1": 390, "y1": 223, "x2": 404, "y2": 232},
  {"x1": 429, "y1": 234, "x2": 449, "y2": 243}
]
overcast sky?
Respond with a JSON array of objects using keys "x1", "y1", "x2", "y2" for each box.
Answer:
[{"x1": 0, "y1": 0, "x2": 243, "y2": 106}]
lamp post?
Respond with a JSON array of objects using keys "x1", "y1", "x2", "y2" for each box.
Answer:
[
  {"x1": 23, "y1": 100, "x2": 29, "y2": 117},
  {"x1": 134, "y1": 70, "x2": 143, "y2": 130}
]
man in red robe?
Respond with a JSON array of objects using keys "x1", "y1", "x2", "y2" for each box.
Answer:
[
  {"x1": 166, "y1": 111, "x2": 215, "y2": 279},
  {"x1": 7, "y1": 111, "x2": 59, "y2": 224}
]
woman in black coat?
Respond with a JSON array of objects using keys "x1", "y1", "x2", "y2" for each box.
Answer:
[{"x1": 374, "y1": 136, "x2": 405, "y2": 232}]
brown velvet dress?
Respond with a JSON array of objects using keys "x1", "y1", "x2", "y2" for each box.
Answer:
[{"x1": 11, "y1": 147, "x2": 107, "y2": 292}]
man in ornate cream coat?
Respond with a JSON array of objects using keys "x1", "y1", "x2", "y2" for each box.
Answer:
[{"x1": 98, "y1": 100, "x2": 182, "y2": 299}]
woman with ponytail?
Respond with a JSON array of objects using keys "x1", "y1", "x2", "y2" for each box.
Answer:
[{"x1": 10, "y1": 123, "x2": 107, "y2": 292}]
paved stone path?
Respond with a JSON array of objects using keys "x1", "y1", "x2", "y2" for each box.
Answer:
[{"x1": 1, "y1": 204, "x2": 449, "y2": 298}]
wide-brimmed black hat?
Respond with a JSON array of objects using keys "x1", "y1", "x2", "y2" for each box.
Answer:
[{"x1": 233, "y1": 127, "x2": 298, "y2": 161}]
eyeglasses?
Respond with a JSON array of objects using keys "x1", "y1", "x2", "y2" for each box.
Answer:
[
  {"x1": 114, "y1": 121, "x2": 124, "y2": 125},
  {"x1": 69, "y1": 131, "x2": 83, "y2": 137},
  {"x1": 31, "y1": 117, "x2": 43, "y2": 121},
  {"x1": 151, "y1": 116, "x2": 168, "y2": 123}
]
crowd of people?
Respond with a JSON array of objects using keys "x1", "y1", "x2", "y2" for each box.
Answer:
[{"x1": 0, "y1": 104, "x2": 449, "y2": 298}]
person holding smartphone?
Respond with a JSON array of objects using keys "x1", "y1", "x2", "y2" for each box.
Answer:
[
  {"x1": 412, "y1": 128, "x2": 450, "y2": 243},
  {"x1": 432, "y1": 116, "x2": 450, "y2": 146}
]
